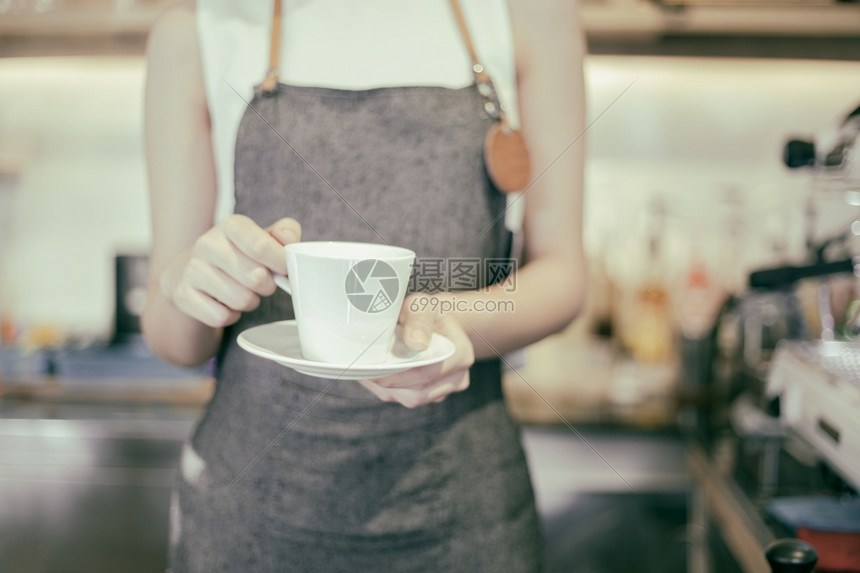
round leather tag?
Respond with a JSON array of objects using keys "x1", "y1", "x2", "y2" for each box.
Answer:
[{"x1": 483, "y1": 123, "x2": 531, "y2": 193}]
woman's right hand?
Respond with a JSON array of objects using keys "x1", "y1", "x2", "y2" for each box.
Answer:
[{"x1": 160, "y1": 214, "x2": 301, "y2": 328}]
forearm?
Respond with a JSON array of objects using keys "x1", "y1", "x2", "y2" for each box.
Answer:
[
  {"x1": 432, "y1": 255, "x2": 586, "y2": 360},
  {"x1": 142, "y1": 5, "x2": 223, "y2": 368}
]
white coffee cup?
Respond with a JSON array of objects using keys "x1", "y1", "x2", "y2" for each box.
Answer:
[{"x1": 273, "y1": 241, "x2": 415, "y2": 365}]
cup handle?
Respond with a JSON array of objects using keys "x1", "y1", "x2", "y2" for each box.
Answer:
[{"x1": 273, "y1": 274, "x2": 292, "y2": 295}]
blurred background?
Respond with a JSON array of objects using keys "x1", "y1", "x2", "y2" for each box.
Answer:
[{"x1": 2, "y1": 1, "x2": 860, "y2": 572}]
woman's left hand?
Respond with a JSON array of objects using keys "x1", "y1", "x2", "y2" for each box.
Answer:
[{"x1": 358, "y1": 294, "x2": 475, "y2": 408}]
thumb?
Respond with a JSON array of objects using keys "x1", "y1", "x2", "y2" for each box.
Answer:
[
  {"x1": 266, "y1": 217, "x2": 302, "y2": 246},
  {"x1": 400, "y1": 295, "x2": 434, "y2": 351}
]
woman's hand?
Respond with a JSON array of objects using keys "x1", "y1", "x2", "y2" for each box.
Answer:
[
  {"x1": 358, "y1": 293, "x2": 476, "y2": 408},
  {"x1": 160, "y1": 214, "x2": 301, "y2": 328}
]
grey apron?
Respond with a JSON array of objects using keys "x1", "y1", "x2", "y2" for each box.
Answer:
[{"x1": 167, "y1": 42, "x2": 542, "y2": 573}]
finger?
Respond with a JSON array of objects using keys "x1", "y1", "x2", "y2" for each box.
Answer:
[
  {"x1": 361, "y1": 375, "x2": 433, "y2": 408},
  {"x1": 373, "y1": 368, "x2": 468, "y2": 408},
  {"x1": 358, "y1": 379, "x2": 395, "y2": 402},
  {"x1": 426, "y1": 371, "x2": 470, "y2": 401},
  {"x1": 399, "y1": 296, "x2": 435, "y2": 352},
  {"x1": 371, "y1": 361, "x2": 445, "y2": 389},
  {"x1": 374, "y1": 316, "x2": 474, "y2": 390},
  {"x1": 380, "y1": 387, "x2": 429, "y2": 409},
  {"x1": 382, "y1": 373, "x2": 461, "y2": 408},
  {"x1": 221, "y1": 215, "x2": 288, "y2": 275},
  {"x1": 266, "y1": 217, "x2": 302, "y2": 246},
  {"x1": 426, "y1": 384, "x2": 455, "y2": 402},
  {"x1": 172, "y1": 282, "x2": 241, "y2": 328},
  {"x1": 194, "y1": 235, "x2": 276, "y2": 296},
  {"x1": 185, "y1": 258, "x2": 261, "y2": 312}
]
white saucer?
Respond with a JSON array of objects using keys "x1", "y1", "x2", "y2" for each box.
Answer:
[{"x1": 237, "y1": 320, "x2": 455, "y2": 380}]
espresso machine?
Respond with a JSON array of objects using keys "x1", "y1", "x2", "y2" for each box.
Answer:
[
  {"x1": 762, "y1": 103, "x2": 860, "y2": 495},
  {"x1": 708, "y1": 103, "x2": 860, "y2": 573}
]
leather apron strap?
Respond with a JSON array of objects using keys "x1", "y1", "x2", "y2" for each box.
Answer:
[
  {"x1": 260, "y1": 0, "x2": 283, "y2": 95},
  {"x1": 257, "y1": 0, "x2": 530, "y2": 193},
  {"x1": 448, "y1": 0, "x2": 508, "y2": 126},
  {"x1": 260, "y1": 0, "x2": 504, "y2": 120}
]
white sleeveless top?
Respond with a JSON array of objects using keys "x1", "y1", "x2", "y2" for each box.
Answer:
[{"x1": 196, "y1": 0, "x2": 521, "y2": 222}]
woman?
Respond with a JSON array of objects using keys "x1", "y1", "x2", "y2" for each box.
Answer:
[{"x1": 143, "y1": 0, "x2": 586, "y2": 570}]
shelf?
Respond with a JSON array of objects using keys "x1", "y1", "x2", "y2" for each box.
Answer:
[
  {"x1": 0, "y1": 376, "x2": 214, "y2": 406},
  {"x1": 0, "y1": 2, "x2": 167, "y2": 56},
  {"x1": 0, "y1": 1, "x2": 857, "y2": 58},
  {"x1": 583, "y1": 3, "x2": 860, "y2": 37},
  {"x1": 0, "y1": 7, "x2": 163, "y2": 38}
]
